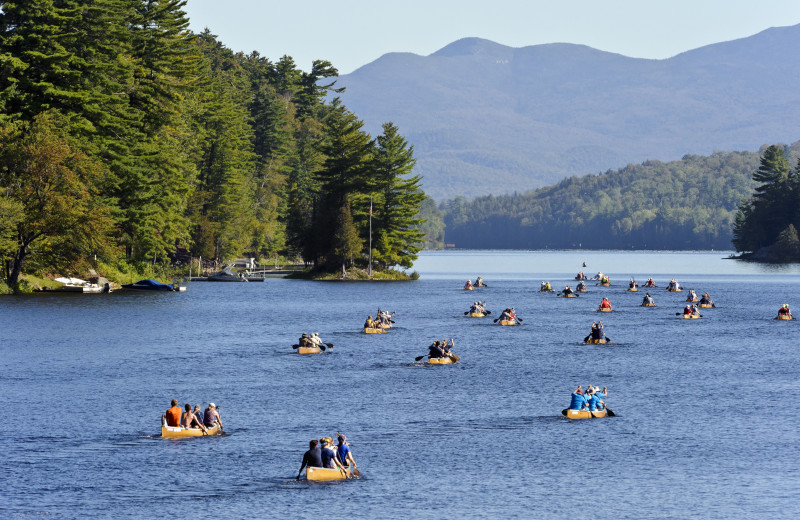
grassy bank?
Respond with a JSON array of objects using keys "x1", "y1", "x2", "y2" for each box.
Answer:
[{"x1": 288, "y1": 267, "x2": 419, "y2": 281}]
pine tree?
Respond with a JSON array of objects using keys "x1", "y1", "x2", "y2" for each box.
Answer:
[
  {"x1": 333, "y1": 201, "x2": 362, "y2": 276},
  {"x1": 369, "y1": 122, "x2": 425, "y2": 268}
]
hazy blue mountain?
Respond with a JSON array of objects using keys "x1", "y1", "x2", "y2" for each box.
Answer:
[{"x1": 336, "y1": 25, "x2": 800, "y2": 199}]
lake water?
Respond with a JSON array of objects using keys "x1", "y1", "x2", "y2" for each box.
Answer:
[{"x1": 2, "y1": 250, "x2": 799, "y2": 519}]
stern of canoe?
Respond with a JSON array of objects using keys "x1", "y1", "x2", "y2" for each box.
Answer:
[
  {"x1": 161, "y1": 424, "x2": 220, "y2": 438},
  {"x1": 306, "y1": 466, "x2": 351, "y2": 481}
]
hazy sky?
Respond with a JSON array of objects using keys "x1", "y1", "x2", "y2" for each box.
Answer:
[{"x1": 184, "y1": 0, "x2": 800, "y2": 74}]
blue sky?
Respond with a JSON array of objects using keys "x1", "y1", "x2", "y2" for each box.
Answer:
[{"x1": 184, "y1": 0, "x2": 800, "y2": 74}]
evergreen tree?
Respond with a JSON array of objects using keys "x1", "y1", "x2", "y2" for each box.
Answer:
[
  {"x1": 369, "y1": 122, "x2": 425, "y2": 268},
  {"x1": 333, "y1": 201, "x2": 362, "y2": 276}
]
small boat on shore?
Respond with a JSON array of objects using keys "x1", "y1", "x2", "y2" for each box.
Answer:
[
  {"x1": 55, "y1": 276, "x2": 111, "y2": 293},
  {"x1": 161, "y1": 423, "x2": 222, "y2": 438},
  {"x1": 364, "y1": 327, "x2": 386, "y2": 334},
  {"x1": 562, "y1": 408, "x2": 608, "y2": 419},
  {"x1": 122, "y1": 279, "x2": 179, "y2": 291},
  {"x1": 305, "y1": 466, "x2": 352, "y2": 481}
]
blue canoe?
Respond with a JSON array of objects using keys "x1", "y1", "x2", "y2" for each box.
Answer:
[{"x1": 122, "y1": 279, "x2": 177, "y2": 291}]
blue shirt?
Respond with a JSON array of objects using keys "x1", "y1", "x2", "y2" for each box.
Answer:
[
  {"x1": 337, "y1": 443, "x2": 351, "y2": 465},
  {"x1": 321, "y1": 447, "x2": 338, "y2": 468},
  {"x1": 588, "y1": 392, "x2": 605, "y2": 411},
  {"x1": 569, "y1": 392, "x2": 588, "y2": 410}
]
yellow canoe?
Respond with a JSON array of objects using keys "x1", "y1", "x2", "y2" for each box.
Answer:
[
  {"x1": 597, "y1": 307, "x2": 612, "y2": 312},
  {"x1": 627, "y1": 287, "x2": 638, "y2": 292},
  {"x1": 576, "y1": 288, "x2": 587, "y2": 293},
  {"x1": 686, "y1": 297, "x2": 698, "y2": 302},
  {"x1": 364, "y1": 327, "x2": 386, "y2": 334},
  {"x1": 599, "y1": 282, "x2": 611, "y2": 287},
  {"x1": 540, "y1": 288, "x2": 554, "y2": 292},
  {"x1": 563, "y1": 409, "x2": 607, "y2": 419},
  {"x1": 469, "y1": 312, "x2": 485, "y2": 317},
  {"x1": 306, "y1": 466, "x2": 351, "y2": 481},
  {"x1": 162, "y1": 423, "x2": 222, "y2": 438},
  {"x1": 499, "y1": 319, "x2": 518, "y2": 325},
  {"x1": 464, "y1": 286, "x2": 474, "y2": 291},
  {"x1": 776, "y1": 314, "x2": 793, "y2": 320},
  {"x1": 681, "y1": 314, "x2": 701, "y2": 319},
  {"x1": 585, "y1": 338, "x2": 607, "y2": 344},
  {"x1": 641, "y1": 303, "x2": 655, "y2": 307},
  {"x1": 298, "y1": 345, "x2": 321, "y2": 354},
  {"x1": 699, "y1": 303, "x2": 713, "y2": 308},
  {"x1": 429, "y1": 356, "x2": 454, "y2": 364},
  {"x1": 668, "y1": 288, "x2": 682, "y2": 292},
  {"x1": 561, "y1": 293, "x2": 576, "y2": 298}
]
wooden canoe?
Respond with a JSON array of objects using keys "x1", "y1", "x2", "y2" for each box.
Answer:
[
  {"x1": 641, "y1": 303, "x2": 655, "y2": 307},
  {"x1": 585, "y1": 338, "x2": 607, "y2": 344},
  {"x1": 576, "y1": 288, "x2": 588, "y2": 293},
  {"x1": 680, "y1": 314, "x2": 701, "y2": 319},
  {"x1": 561, "y1": 293, "x2": 576, "y2": 298},
  {"x1": 627, "y1": 287, "x2": 638, "y2": 292},
  {"x1": 298, "y1": 345, "x2": 321, "y2": 354},
  {"x1": 499, "y1": 319, "x2": 518, "y2": 326},
  {"x1": 776, "y1": 314, "x2": 793, "y2": 320},
  {"x1": 686, "y1": 297, "x2": 699, "y2": 302},
  {"x1": 599, "y1": 282, "x2": 611, "y2": 287},
  {"x1": 563, "y1": 408, "x2": 607, "y2": 419},
  {"x1": 429, "y1": 356, "x2": 455, "y2": 364},
  {"x1": 364, "y1": 327, "x2": 386, "y2": 334},
  {"x1": 699, "y1": 303, "x2": 713, "y2": 308},
  {"x1": 306, "y1": 466, "x2": 351, "y2": 481},
  {"x1": 162, "y1": 423, "x2": 221, "y2": 438},
  {"x1": 469, "y1": 312, "x2": 485, "y2": 317},
  {"x1": 667, "y1": 287, "x2": 682, "y2": 292},
  {"x1": 597, "y1": 307, "x2": 612, "y2": 312},
  {"x1": 464, "y1": 286, "x2": 474, "y2": 291}
]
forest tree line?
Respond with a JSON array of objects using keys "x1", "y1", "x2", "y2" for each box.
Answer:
[
  {"x1": 439, "y1": 144, "x2": 800, "y2": 250},
  {"x1": 0, "y1": 0, "x2": 427, "y2": 287},
  {"x1": 733, "y1": 144, "x2": 800, "y2": 261}
]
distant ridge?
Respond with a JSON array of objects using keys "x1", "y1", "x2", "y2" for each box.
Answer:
[{"x1": 336, "y1": 25, "x2": 800, "y2": 199}]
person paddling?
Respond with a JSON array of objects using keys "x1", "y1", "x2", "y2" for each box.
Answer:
[
  {"x1": 576, "y1": 281, "x2": 587, "y2": 292},
  {"x1": 297, "y1": 439, "x2": 324, "y2": 480},
  {"x1": 778, "y1": 304, "x2": 792, "y2": 318},
  {"x1": 336, "y1": 434, "x2": 357, "y2": 472},
  {"x1": 568, "y1": 386, "x2": 589, "y2": 411},
  {"x1": 642, "y1": 293, "x2": 654, "y2": 305},
  {"x1": 629, "y1": 279, "x2": 638, "y2": 289},
  {"x1": 599, "y1": 297, "x2": 611, "y2": 310}
]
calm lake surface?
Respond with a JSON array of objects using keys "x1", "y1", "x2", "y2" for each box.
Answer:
[{"x1": 2, "y1": 250, "x2": 799, "y2": 519}]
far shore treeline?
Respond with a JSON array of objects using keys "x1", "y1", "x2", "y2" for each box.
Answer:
[
  {"x1": 0, "y1": 0, "x2": 429, "y2": 290},
  {"x1": 438, "y1": 142, "x2": 800, "y2": 256}
]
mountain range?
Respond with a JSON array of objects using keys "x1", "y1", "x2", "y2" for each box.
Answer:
[{"x1": 335, "y1": 24, "x2": 800, "y2": 199}]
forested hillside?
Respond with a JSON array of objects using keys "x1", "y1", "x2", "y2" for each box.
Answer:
[
  {"x1": 442, "y1": 144, "x2": 800, "y2": 250},
  {"x1": 0, "y1": 1, "x2": 426, "y2": 287}
]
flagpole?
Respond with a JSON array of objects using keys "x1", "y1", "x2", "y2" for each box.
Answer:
[{"x1": 368, "y1": 195, "x2": 373, "y2": 277}]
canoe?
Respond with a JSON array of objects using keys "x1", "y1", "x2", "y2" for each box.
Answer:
[
  {"x1": 563, "y1": 408, "x2": 608, "y2": 419},
  {"x1": 599, "y1": 282, "x2": 611, "y2": 287},
  {"x1": 429, "y1": 356, "x2": 454, "y2": 364},
  {"x1": 627, "y1": 287, "x2": 638, "y2": 292},
  {"x1": 699, "y1": 303, "x2": 713, "y2": 308},
  {"x1": 364, "y1": 327, "x2": 386, "y2": 334},
  {"x1": 576, "y1": 288, "x2": 587, "y2": 293},
  {"x1": 681, "y1": 314, "x2": 701, "y2": 319},
  {"x1": 464, "y1": 286, "x2": 474, "y2": 291},
  {"x1": 561, "y1": 293, "x2": 576, "y2": 298},
  {"x1": 641, "y1": 303, "x2": 655, "y2": 307},
  {"x1": 469, "y1": 312, "x2": 485, "y2": 317},
  {"x1": 298, "y1": 345, "x2": 321, "y2": 354},
  {"x1": 597, "y1": 307, "x2": 612, "y2": 312},
  {"x1": 585, "y1": 338, "x2": 607, "y2": 344},
  {"x1": 686, "y1": 297, "x2": 698, "y2": 302},
  {"x1": 306, "y1": 465, "x2": 351, "y2": 481},
  {"x1": 540, "y1": 289, "x2": 554, "y2": 293},
  {"x1": 776, "y1": 314, "x2": 793, "y2": 320},
  {"x1": 162, "y1": 423, "x2": 221, "y2": 438},
  {"x1": 499, "y1": 319, "x2": 518, "y2": 326},
  {"x1": 375, "y1": 322, "x2": 392, "y2": 329},
  {"x1": 667, "y1": 288, "x2": 682, "y2": 292}
]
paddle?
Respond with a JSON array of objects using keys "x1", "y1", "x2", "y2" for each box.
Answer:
[
  {"x1": 561, "y1": 408, "x2": 568, "y2": 416},
  {"x1": 448, "y1": 353, "x2": 460, "y2": 362},
  {"x1": 415, "y1": 354, "x2": 429, "y2": 361},
  {"x1": 605, "y1": 407, "x2": 616, "y2": 417}
]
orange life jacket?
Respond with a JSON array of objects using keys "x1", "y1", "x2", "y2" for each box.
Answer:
[{"x1": 166, "y1": 406, "x2": 182, "y2": 426}]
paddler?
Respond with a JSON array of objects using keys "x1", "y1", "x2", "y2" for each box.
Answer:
[
  {"x1": 576, "y1": 280, "x2": 587, "y2": 292},
  {"x1": 165, "y1": 399, "x2": 182, "y2": 427},
  {"x1": 464, "y1": 280, "x2": 473, "y2": 289},
  {"x1": 568, "y1": 386, "x2": 589, "y2": 411},
  {"x1": 683, "y1": 304, "x2": 693, "y2": 316},
  {"x1": 778, "y1": 304, "x2": 792, "y2": 318},
  {"x1": 645, "y1": 278, "x2": 655, "y2": 287},
  {"x1": 587, "y1": 386, "x2": 607, "y2": 411},
  {"x1": 642, "y1": 293, "x2": 654, "y2": 305},
  {"x1": 363, "y1": 316, "x2": 375, "y2": 329},
  {"x1": 589, "y1": 321, "x2": 605, "y2": 341},
  {"x1": 687, "y1": 289, "x2": 697, "y2": 301},
  {"x1": 629, "y1": 279, "x2": 638, "y2": 289},
  {"x1": 297, "y1": 439, "x2": 324, "y2": 480},
  {"x1": 563, "y1": 285, "x2": 574, "y2": 296},
  {"x1": 700, "y1": 292, "x2": 713, "y2": 305},
  {"x1": 476, "y1": 276, "x2": 485, "y2": 287},
  {"x1": 599, "y1": 297, "x2": 611, "y2": 309}
]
